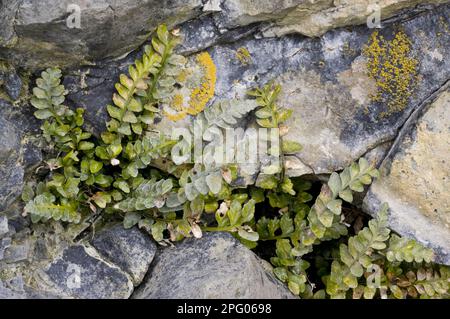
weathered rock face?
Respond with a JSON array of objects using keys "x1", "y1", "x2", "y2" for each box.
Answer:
[
  {"x1": 363, "y1": 86, "x2": 450, "y2": 265},
  {"x1": 65, "y1": 3, "x2": 450, "y2": 176},
  {"x1": 91, "y1": 224, "x2": 157, "y2": 286},
  {"x1": 133, "y1": 232, "x2": 296, "y2": 299},
  {"x1": 261, "y1": 0, "x2": 450, "y2": 38},
  {"x1": 0, "y1": 64, "x2": 22, "y2": 101},
  {"x1": 0, "y1": 0, "x2": 203, "y2": 70},
  {"x1": 0, "y1": 98, "x2": 41, "y2": 213},
  {"x1": 1, "y1": 0, "x2": 448, "y2": 70},
  {"x1": 208, "y1": 5, "x2": 450, "y2": 176},
  {"x1": 40, "y1": 245, "x2": 134, "y2": 299},
  {"x1": 0, "y1": 221, "x2": 157, "y2": 299}
]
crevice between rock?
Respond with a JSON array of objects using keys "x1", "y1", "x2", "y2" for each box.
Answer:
[{"x1": 379, "y1": 78, "x2": 450, "y2": 170}]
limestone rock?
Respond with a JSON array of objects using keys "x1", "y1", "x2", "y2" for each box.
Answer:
[
  {"x1": 3, "y1": 240, "x2": 30, "y2": 263},
  {"x1": 263, "y1": 0, "x2": 450, "y2": 38},
  {"x1": 2, "y1": 1, "x2": 448, "y2": 71},
  {"x1": 42, "y1": 244, "x2": 134, "y2": 299},
  {"x1": 91, "y1": 224, "x2": 157, "y2": 286},
  {"x1": 363, "y1": 87, "x2": 450, "y2": 265},
  {"x1": 0, "y1": 99, "x2": 41, "y2": 213},
  {"x1": 132, "y1": 232, "x2": 296, "y2": 299},
  {"x1": 0, "y1": 66, "x2": 22, "y2": 101},
  {"x1": 0, "y1": 278, "x2": 59, "y2": 299},
  {"x1": 0, "y1": 215, "x2": 9, "y2": 238},
  {"x1": 208, "y1": 4, "x2": 450, "y2": 175},
  {"x1": 0, "y1": 0, "x2": 203, "y2": 70}
]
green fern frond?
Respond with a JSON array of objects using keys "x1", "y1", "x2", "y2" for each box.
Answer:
[
  {"x1": 197, "y1": 99, "x2": 259, "y2": 130},
  {"x1": 305, "y1": 158, "x2": 379, "y2": 242},
  {"x1": 386, "y1": 234, "x2": 435, "y2": 263},
  {"x1": 114, "y1": 178, "x2": 173, "y2": 212},
  {"x1": 24, "y1": 193, "x2": 80, "y2": 223}
]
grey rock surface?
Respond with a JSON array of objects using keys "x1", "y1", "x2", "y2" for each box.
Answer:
[
  {"x1": 363, "y1": 85, "x2": 450, "y2": 265},
  {"x1": 0, "y1": 99, "x2": 41, "y2": 213},
  {"x1": 208, "y1": 4, "x2": 450, "y2": 176},
  {"x1": 132, "y1": 232, "x2": 296, "y2": 299},
  {"x1": 0, "y1": 0, "x2": 203, "y2": 70},
  {"x1": 0, "y1": 67, "x2": 22, "y2": 101},
  {"x1": 43, "y1": 244, "x2": 134, "y2": 299},
  {"x1": 0, "y1": 215, "x2": 9, "y2": 238},
  {"x1": 91, "y1": 224, "x2": 157, "y2": 286},
  {"x1": 3, "y1": 240, "x2": 30, "y2": 263}
]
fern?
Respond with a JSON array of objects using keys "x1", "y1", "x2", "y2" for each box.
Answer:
[
  {"x1": 324, "y1": 204, "x2": 447, "y2": 299},
  {"x1": 387, "y1": 266, "x2": 449, "y2": 299},
  {"x1": 305, "y1": 158, "x2": 380, "y2": 243},
  {"x1": 196, "y1": 99, "x2": 258, "y2": 130},
  {"x1": 386, "y1": 234, "x2": 435, "y2": 263},
  {"x1": 250, "y1": 84, "x2": 302, "y2": 192},
  {"x1": 114, "y1": 178, "x2": 173, "y2": 212},
  {"x1": 24, "y1": 192, "x2": 80, "y2": 224},
  {"x1": 107, "y1": 24, "x2": 183, "y2": 137},
  {"x1": 271, "y1": 239, "x2": 310, "y2": 295},
  {"x1": 178, "y1": 164, "x2": 224, "y2": 201},
  {"x1": 22, "y1": 24, "x2": 449, "y2": 300}
]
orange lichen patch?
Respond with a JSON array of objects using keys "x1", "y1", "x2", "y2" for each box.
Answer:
[
  {"x1": 163, "y1": 109, "x2": 187, "y2": 121},
  {"x1": 171, "y1": 94, "x2": 184, "y2": 111},
  {"x1": 164, "y1": 52, "x2": 216, "y2": 121},
  {"x1": 185, "y1": 52, "x2": 216, "y2": 115},
  {"x1": 363, "y1": 30, "x2": 418, "y2": 116},
  {"x1": 163, "y1": 94, "x2": 187, "y2": 121}
]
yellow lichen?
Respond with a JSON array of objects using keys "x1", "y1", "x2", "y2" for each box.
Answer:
[
  {"x1": 363, "y1": 30, "x2": 418, "y2": 116},
  {"x1": 164, "y1": 108, "x2": 187, "y2": 121},
  {"x1": 185, "y1": 51, "x2": 216, "y2": 115},
  {"x1": 164, "y1": 51, "x2": 216, "y2": 121},
  {"x1": 171, "y1": 94, "x2": 184, "y2": 111},
  {"x1": 163, "y1": 94, "x2": 187, "y2": 121},
  {"x1": 236, "y1": 47, "x2": 252, "y2": 65}
]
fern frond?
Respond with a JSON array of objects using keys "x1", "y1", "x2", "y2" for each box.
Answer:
[
  {"x1": 114, "y1": 178, "x2": 173, "y2": 212},
  {"x1": 386, "y1": 234, "x2": 435, "y2": 263},
  {"x1": 106, "y1": 24, "x2": 183, "y2": 139},
  {"x1": 24, "y1": 193, "x2": 80, "y2": 223},
  {"x1": 304, "y1": 158, "x2": 380, "y2": 243},
  {"x1": 178, "y1": 164, "x2": 224, "y2": 201},
  {"x1": 198, "y1": 99, "x2": 258, "y2": 129}
]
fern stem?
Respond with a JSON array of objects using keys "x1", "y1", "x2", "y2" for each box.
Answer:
[
  {"x1": 259, "y1": 232, "x2": 294, "y2": 241},
  {"x1": 201, "y1": 225, "x2": 236, "y2": 232},
  {"x1": 146, "y1": 43, "x2": 173, "y2": 105}
]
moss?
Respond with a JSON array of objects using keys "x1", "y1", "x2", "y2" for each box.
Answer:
[
  {"x1": 0, "y1": 60, "x2": 12, "y2": 102},
  {"x1": 236, "y1": 47, "x2": 252, "y2": 66},
  {"x1": 363, "y1": 30, "x2": 418, "y2": 116},
  {"x1": 0, "y1": 60, "x2": 32, "y2": 105}
]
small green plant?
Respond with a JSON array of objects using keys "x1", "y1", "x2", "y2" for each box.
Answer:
[
  {"x1": 23, "y1": 24, "x2": 449, "y2": 299},
  {"x1": 236, "y1": 47, "x2": 252, "y2": 66},
  {"x1": 324, "y1": 204, "x2": 448, "y2": 299}
]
